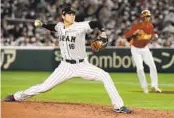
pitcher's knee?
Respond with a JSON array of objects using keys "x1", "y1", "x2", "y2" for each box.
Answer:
[
  {"x1": 98, "y1": 72, "x2": 111, "y2": 81},
  {"x1": 104, "y1": 72, "x2": 110, "y2": 78}
]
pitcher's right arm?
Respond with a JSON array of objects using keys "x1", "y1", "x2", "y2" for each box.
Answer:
[{"x1": 34, "y1": 20, "x2": 57, "y2": 32}]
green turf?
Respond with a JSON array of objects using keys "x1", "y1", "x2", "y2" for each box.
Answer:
[{"x1": 1, "y1": 71, "x2": 174, "y2": 110}]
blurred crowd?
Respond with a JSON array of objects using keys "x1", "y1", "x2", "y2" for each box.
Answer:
[{"x1": 1, "y1": 0, "x2": 174, "y2": 48}]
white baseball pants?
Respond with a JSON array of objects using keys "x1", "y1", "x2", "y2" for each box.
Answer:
[
  {"x1": 131, "y1": 45, "x2": 158, "y2": 90},
  {"x1": 14, "y1": 58, "x2": 124, "y2": 109}
]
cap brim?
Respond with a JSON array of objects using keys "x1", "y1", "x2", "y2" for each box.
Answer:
[
  {"x1": 66, "y1": 10, "x2": 76, "y2": 14},
  {"x1": 141, "y1": 15, "x2": 151, "y2": 18}
]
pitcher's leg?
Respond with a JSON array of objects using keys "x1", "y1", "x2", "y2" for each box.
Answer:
[
  {"x1": 76, "y1": 62, "x2": 124, "y2": 109},
  {"x1": 13, "y1": 62, "x2": 72, "y2": 101},
  {"x1": 131, "y1": 47, "x2": 148, "y2": 93}
]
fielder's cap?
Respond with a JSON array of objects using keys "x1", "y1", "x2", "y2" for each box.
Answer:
[
  {"x1": 62, "y1": 7, "x2": 76, "y2": 15},
  {"x1": 140, "y1": 10, "x2": 151, "y2": 18}
]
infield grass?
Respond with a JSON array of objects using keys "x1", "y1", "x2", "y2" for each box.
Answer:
[{"x1": 1, "y1": 71, "x2": 174, "y2": 110}]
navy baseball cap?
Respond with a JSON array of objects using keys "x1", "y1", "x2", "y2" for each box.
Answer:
[{"x1": 62, "y1": 7, "x2": 76, "y2": 15}]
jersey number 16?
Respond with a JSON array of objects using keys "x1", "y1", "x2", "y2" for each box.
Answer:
[{"x1": 69, "y1": 44, "x2": 75, "y2": 49}]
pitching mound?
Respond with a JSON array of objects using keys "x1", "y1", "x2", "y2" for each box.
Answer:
[{"x1": 2, "y1": 101, "x2": 174, "y2": 118}]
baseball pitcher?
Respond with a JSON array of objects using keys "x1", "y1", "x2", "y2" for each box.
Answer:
[
  {"x1": 124, "y1": 10, "x2": 162, "y2": 94},
  {"x1": 5, "y1": 7, "x2": 132, "y2": 113}
]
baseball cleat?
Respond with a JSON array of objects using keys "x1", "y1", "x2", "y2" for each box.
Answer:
[
  {"x1": 151, "y1": 87, "x2": 162, "y2": 93},
  {"x1": 114, "y1": 106, "x2": 132, "y2": 114},
  {"x1": 143, "y1": 88, "x2": 149, "y2": 94},
  {"x1": 4, "y1": 95, "x2": 16, "y2": 102}
]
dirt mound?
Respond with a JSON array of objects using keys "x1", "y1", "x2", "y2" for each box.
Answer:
[{"x1": 2, "y1": 101, "x2": 174, "y2": 118}]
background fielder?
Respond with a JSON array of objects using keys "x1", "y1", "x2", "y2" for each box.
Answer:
[
  {"x1": 4, "y1": 7, "x2": 132, "y2": 113},
  {"x1": 124, "y1": 10, "x2": 162, "y2": 94}
]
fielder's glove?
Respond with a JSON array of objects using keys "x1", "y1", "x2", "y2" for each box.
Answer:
[{"x1": 34, "y1": 20, "x2": 43, "y2": 28}]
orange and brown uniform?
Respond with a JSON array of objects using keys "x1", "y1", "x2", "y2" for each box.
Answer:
[{"x1": 124, "y1": 22, "x2": 154, "y2": 48}]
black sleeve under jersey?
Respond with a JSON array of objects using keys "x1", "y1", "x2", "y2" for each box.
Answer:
[
  {"x1": 42, "y1": 24, "x2": 57, "y2": 32},
  {"x1": 88, "y1": 21, "x2": 105, "y2": 32}
]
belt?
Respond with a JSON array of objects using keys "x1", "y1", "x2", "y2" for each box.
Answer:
[{"x1": 62, "y1": 58, "x2": 84, "y2": 64}]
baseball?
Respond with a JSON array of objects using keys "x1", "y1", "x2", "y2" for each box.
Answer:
[
  {"x1": 34, "y1": 20, "x2": 42, "y2": 27},
  {"x1": 154, "y1": 33, "x2": 158, "y2": 38}
]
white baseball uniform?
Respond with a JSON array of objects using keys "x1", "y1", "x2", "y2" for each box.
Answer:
[
  {"x1": 13, "y1": 21, "x2": 124, "y2": 109},
  {"x1": 131, "y1": 45, "x2": 158, "y2": 91}
]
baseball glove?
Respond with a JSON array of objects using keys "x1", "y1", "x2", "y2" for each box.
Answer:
[
  {"x1": 133, "y1": 30, "x2": 152, "y2": 40},
  {"x1": 91, "y1": 36, "x2": 108, "y2": 52},
  {"x1": 91, "y1": 40, "x2": 104, "y2": 52}
]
